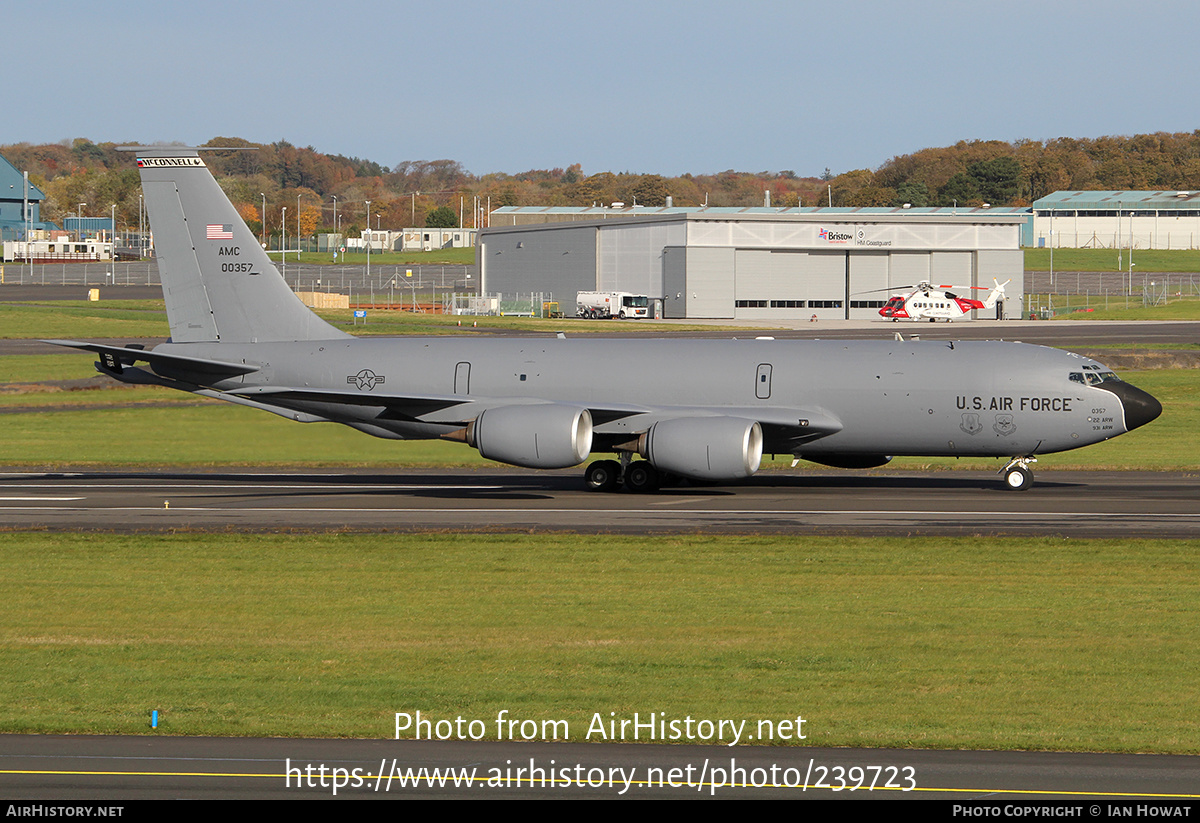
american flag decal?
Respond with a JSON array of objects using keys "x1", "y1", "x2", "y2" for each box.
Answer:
[{"x1": 206, "y1": 224, "x2": 233, "y2": 240}]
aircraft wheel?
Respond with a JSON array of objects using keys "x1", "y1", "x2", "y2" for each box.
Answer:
[
  {"x1": 584, "y1": 460, "x2": 622, "y2": 492},
  {"x1": 624, "y1": 461, "x2": 660, "y2": 493},
  {"x1": 1003, "y1": 466, "x2": 1033, "y2": 492}
]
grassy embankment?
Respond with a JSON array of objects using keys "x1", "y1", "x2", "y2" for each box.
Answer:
[
  {"x1": 294, "y1": 247, "x2": 476, "y2": 266},
  {"x1": 0, "y1": 299, "x2": 743, "y2": 339},
  {"x1": 0, "y1": 531, "x2": 1196, "y2": 752},
  {"x1": 1022, "y1": 247, "x2": 1200, "y2": 318},
  {"x1": 1023, "y1": 248, "x2": 1200, "y2": 272},
  {"x1": 1027, "y1": 296, "x2": 1200, "y2": 321}
]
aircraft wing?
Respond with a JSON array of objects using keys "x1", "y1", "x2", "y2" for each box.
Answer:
[
  {"x1": 654, "y1": 405, "x2": 843, "y2": 447},
  {"x1": 226, "y1": 385, "x2": 475, "y2": 420},
  {"x1": 226, "y1": 387, "x2": 840, "y2": 439},
  {"x1": 43, "y1": 339, "x2": 260, "y2": 378}
]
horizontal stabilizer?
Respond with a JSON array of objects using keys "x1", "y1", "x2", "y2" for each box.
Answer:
[{"x1": 43, "y1": 339, "x2": 260, "y2": 377}]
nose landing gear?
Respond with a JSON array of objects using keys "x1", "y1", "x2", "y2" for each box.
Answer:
[{"x1": 1000, "y1": 456, "x2": 1037, "y2": 491}]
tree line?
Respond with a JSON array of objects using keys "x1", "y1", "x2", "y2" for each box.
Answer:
[{"x1": 5, "y1": 131, "x2": 1200, "y2": 238}]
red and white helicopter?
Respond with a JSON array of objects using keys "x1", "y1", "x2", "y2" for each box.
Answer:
[{"x1": 877, "y1": 278, "x2": 1009, "y2": 322}]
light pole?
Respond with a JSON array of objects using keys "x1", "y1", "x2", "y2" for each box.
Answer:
[
  {"x1": 297, "y1": 193, "x2": 303, "y2": 259},
  {"x1": 365, "y1": 200, "x2": 371, "y2": 285},
  {"x1": 1049, "y1": 208, "x2": 1054, "y2": 290},
  {"x1": 281, "y1": 206, "x2": 287, "y2": 281},
  {"x1": 77, "y1": 203, "x2": 87, "y2": 240},
  {"x1": 1123, "y1": 207, "x2": 1132, "y2": 298},
  {"x1": 1117, "y1": 202, "x2": 1123, "y2": 276},
  {"x1": 260, "y1": 193, "x2": 266, "y2": 247},
  {"x1": 332, "y1": 195, "x2": 337, "y2": 247}
]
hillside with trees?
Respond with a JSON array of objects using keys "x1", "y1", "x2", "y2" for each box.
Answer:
[{"x1": 5, "y1": 131, "x2": 1200, "y2": 241}]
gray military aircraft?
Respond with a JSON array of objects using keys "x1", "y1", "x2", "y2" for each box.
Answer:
[{"x1": 48, "y1": 147, "x2": 1161, "y2": 492}]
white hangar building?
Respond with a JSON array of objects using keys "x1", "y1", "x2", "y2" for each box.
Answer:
[
  {"x1": 1031, "y1": 190, "x2": 1200, "y2": 250},
  {"x1": 480, "y1": 207, "x2": 1027, "y2": 320}
]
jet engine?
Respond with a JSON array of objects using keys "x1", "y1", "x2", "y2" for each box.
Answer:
[
  {"x1": 640, "y1": 416, "x2": 763, "y2": 481},
  {"x1": 468, "y1": 404, "x2": 593, "y2": 469}
]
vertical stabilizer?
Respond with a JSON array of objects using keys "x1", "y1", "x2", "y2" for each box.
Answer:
[{"x1": 135, "y1": 147, "x2": 348, "y2": 343}]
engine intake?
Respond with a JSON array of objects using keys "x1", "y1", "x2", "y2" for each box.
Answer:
[{"x1": 468, "y1": 404, "x2": 593, "y2": 469}]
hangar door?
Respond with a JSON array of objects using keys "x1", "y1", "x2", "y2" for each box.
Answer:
[
  {"x1": 889, "y1": 252, "x2": 930, "y2": 290},
  {"x1": 931, "y1": 251, "x2": 975, "y2": 315},
  {"x1": 802, "y1": 252, "x2": 848, "y2": 319},
  {"x1": 848, "y1": 253, "x2": 888, "y2": 319},
  {"x1": 732, "y1": 250, "x2": 847, "y2": 319}
]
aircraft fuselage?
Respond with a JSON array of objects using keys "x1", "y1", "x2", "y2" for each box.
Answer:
[{"x1": 157, "y1": 336, "x2": 1151, "y2": 460}]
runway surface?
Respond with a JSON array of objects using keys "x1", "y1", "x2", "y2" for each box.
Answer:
[
  {"x1": 0, "y1": 469, "x2": 1196, "y2": 537},
  {"x1": 2, "y1": 734, "x2": 1197, "y2": 800}
]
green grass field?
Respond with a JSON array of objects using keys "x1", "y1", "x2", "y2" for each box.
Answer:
[
  {"x1": 1047, "y1": 297, "x2": 1200, "y2": 321},
  {"x1": 1024, "y1": 248, "x2": 1200, "y2": 272},
  {"x1": 0, "y1": 532, "x2": 1195, "y2": 751},
  {"x1": 0, "y1": 301, "x2": 171, "y2": 339},
  {"x1": 291, "y1": 248, "x2": 476, "y2": 266},
  {"x1": 0, "y1": 299, "x2": 747, "y2": 338}
]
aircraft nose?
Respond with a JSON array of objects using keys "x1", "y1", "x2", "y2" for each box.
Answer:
[{"x1": 1098, "y1": 381, "x2": 1163, "y2": 432}]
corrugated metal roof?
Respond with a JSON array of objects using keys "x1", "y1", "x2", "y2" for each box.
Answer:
[
  {"x1": 491, "y1": 205, "x2": 1031, "y2": 216},
  {"x1": 0, "y1": 153, "x2": 46, "y2": 202},
  {"x1": 1033, "y1": 190, "x2": 1200, "y2": 209}
]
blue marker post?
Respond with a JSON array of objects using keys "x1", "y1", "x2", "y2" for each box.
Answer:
[{"x1": 151, "y1": 710, "x2": 158, "y2": 729}]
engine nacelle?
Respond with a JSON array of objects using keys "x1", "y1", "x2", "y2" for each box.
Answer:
[
  {"x1": 468, "y1": 404, "x2": 593, "y2": 469},
  {"x1": 642, "y1": 416, "x2": 763, "y2": 481}
]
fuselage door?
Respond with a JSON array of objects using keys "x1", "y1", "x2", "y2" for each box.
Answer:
[
  {"x1": 756, "y1": 363, "x2": 772, "y2": 400},
  {"x1": 454, "y1": 361, "x2": 471, "y2": 395}
]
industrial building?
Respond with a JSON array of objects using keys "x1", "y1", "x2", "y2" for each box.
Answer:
[
  {"x1": 341, "y1": 227, "x2": 476, "y2": 252},
  {"x1": 1031, "y1": 190, "x2": 1200, "y2": 249},
  {"x1": 0, "y1": 153, "x2": 53, "y2": 242},
  {"x1": 480, "y1": 206, "x2": 1027, "y2": 320}
]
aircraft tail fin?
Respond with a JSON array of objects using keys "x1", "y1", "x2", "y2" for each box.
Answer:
[
  {"x1": 983, "y1": 278, "x2": 1010, "y2": 309},
  {"x1": 133, "y1": 147, "x2": 348, "y2": 343}
]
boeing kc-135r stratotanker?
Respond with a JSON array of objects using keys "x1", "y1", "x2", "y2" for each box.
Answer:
[{"x1": 48, "y1": 148, "x2": 1161, "y2": 492}]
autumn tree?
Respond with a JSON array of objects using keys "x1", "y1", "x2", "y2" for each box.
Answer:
[
  {"x1": 425, "y1": 206, "x2": 458, "y2": 228},
  {"x1": 937, "y1": 173, "x2": 979, "y2": 206},
  {"x1": 893, "y1": 181, "x2": 930, "y2": 208},
  {"x1": 236, "y1": 202, "x2": 262, "y2": 236},
  {"x1": 967, "y1": 157, "x2": 1021, "y2": 204}
]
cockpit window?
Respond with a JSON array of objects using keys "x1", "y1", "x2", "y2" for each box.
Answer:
[{"x1": 1070, "y1": 370, "x2": 1122, "y2": 385}]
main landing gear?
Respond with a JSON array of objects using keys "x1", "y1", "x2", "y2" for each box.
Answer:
[
  {"x1": 1000, "y1": 456, "x2": 1037, "y2": 492},
  {"x1": 584, "y1": 456, "x2": 661, "y2": 493},
  {"x1": 584, "y1": 459, "x2": 622, "y2": 492}
]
